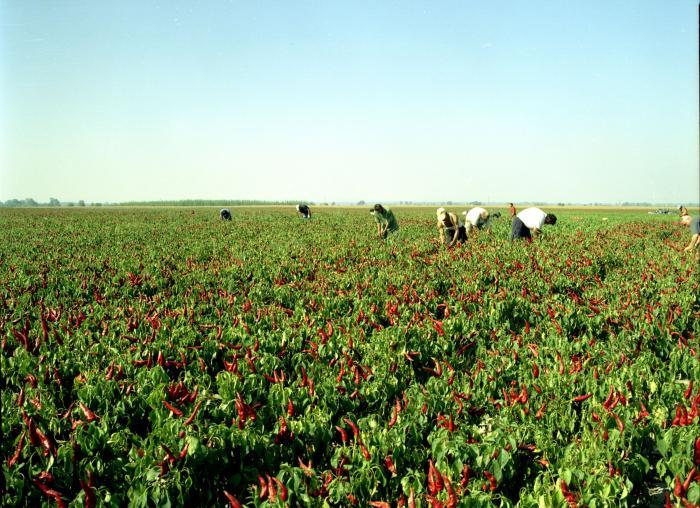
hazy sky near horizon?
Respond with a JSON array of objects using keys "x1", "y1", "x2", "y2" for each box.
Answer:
[{"x1": 1, "y1": 1, "x2": 698, "y2": 204}]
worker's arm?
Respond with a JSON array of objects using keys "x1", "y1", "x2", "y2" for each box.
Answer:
[{"x1": 684, "y1": 234, "x2": 700, "y2": 252}]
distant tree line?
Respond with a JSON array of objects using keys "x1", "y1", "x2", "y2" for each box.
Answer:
[
  {"x1": 0, "y1": 197, "x2": 82, "y2": 207},
  {"x1": 0, "y1": 199, "x2": 305, "y2": 208},
  {"x1": 113, "y1": 199, "x2": 305, "y2": 207}
]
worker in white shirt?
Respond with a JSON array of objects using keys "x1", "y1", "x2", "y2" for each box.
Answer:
[
  {"x1": 463, "y1": 207, "x2": 491, "y2": 237},
  {"x1": 511, "y1": 207, "x2": 557, "y2": 241}
]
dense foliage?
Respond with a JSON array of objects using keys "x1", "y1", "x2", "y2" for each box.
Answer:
[{"x1": 1, "y1": 207, "x2": 698, "y2": 507}]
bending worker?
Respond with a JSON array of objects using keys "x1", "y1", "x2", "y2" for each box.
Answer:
[
  {"x1": 684, "y1": 214, "x2": 700, "y2": 256},
  {"x1": 463, "y1": 206, "x2": 491, "y2": 237},
  {"x1": 371, "y1": 204, "x2": 399, "y2": 240},
  {"x1": 511, "y1": 207, "x2": 557, "y2": 241},
  {"x1": 437, "y1": 207, "x2": 466, "y2": 247},
  {"x1": 296, "y1": 204, "x2": 311, "y2": 219}
]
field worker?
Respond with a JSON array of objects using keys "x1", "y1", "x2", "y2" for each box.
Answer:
[
  {"x1": 683, "y1": 215, "x2": 700, "y2": 255},
  {"x1": 463, "y1": 206, "x2": 491, "y2": 236},
  {"x1": 511, "y1": 207, "x2": 557, "y2": 241},
  {"x1": 436, "y1": 208, "x2": 466, "y2": 247},
  {"x1": 678, "y1": 205, "x2": 691, "y2": 226},
  {"x1": 509, "y1": 203, "x2": 517, "y2": 217},
  {"x1": 371, "y1": 204, "x2": 399, "y2": 240},
  {"x1": 296, "y1": 203, "x2": 311, "y2": 219},
  {"x1": 220, "y1": 208, "x2": 232, "y2": 221}
]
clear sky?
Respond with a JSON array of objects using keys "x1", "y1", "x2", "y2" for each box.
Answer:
[{"x1": 1, "y1": 1, "x2": 698, "y2": 204}]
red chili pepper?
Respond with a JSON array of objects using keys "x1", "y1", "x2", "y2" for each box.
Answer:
[
  {"x1": 532, "y1": 363, "x2": 539, "y2": 378},
  {"x1": 178, "y1": 443, "x2": 188, "y2": 461},
  {"x1": 33, "y1": 424, "x2": 55, "y2": 458},
  {"x1": 79, "y1": 472, "x2": 97, "y2": 508},
  {"x1": 694, "y1": 436, "x2": 700, "y2": 465},
  {"x1": 461, "y1": 464, "x2": 471, "y2": 489},
  {"x1": 444, "y1": 475, "x2": 457, "y2": 508},
  {"x1": 682, "y1": 467, "x2": 696, "y2": 495},
  {"x1": 360, "y1": 442, "x2": 371, "y2": 460},
  {"x1": 32, "y1": 478, "x2": 66, "y2": 508},
  {"x1": 385, "y1": 455, "x2": 397, "y2": 476},
  {"x1": 287, "y1": 399, "x2": 295, "y2": 417},
  {"x1": 79, "y1": 402, "x2": 99, "y2": 422},
  {"x1": 674, "y1": 474, "x2": 684, "y2": 498},
  {"x1": 685, "y1": 380, "x2": 694, "y2": 399},
  {"x1": 343, "y1": 418, "x2": 360, "y2": 440},
  {"x1": 184, "y1": 399, "x2": 202, "y2": 426},
  {"x1": 162, "y1": 400, "x2": 184, "y2": 417},
  {"x1": 602, "y1": 385, "x2": 614, "y2": 408},
  {"x1": 266, "y1": 474, "x2": 277, "y2": 502},
  {"x1": 573, "y1": 394, "x2": 592, "y2": 403},
  {"x1": 483, "y1": 471, "x2": 497, "y2": 492},
  {"x1": 273, "y1": 477, "x2": 288, "y2": 501},
  {"x1": 535, "y1": 403, "x2": 546, "y2": 420},
  {"x1": 162, "y1": 444, "x2": 177, "y2": 464},
  {"x1": 560, "y1": 481, "x2": 577, "y2": 508},
  {"x1": 613, "y1": 413, "x2": 625, "y2": 433},
  {"x1": 257, "y1": 475, "x2": 268, "y2": 499},
  {"x1": 223, "y1": 490, "x2": 242, "y2": 508},
  {"x1": 368, "y1": 503, "x2": 390, "y2": 508},
  {"x1": 388, "y1": 403, "x2": 398, "y2": 428},
  {"x1": 7, "y1": 431, "x2": 25, "y2": 468},
  {"x1": 336, "y1": 425, "x2": 348, "y2": 444}
]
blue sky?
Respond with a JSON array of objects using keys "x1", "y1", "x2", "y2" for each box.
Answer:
[{"x1": 1, "y1": 1, "x2": 697, "y2": 204}]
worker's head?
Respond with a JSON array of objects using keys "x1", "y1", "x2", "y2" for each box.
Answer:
[
  {"x1": 480, "y1": 210, "x2": 489, "y2": 221},
  {"x1": 509, "y1": 203, "x2": 514, "y2": 207},
  {"x1": 436, "y1": 207, "x2": 447, "y2": 222},
  {"x1": 373, "y1": 204, "x2": 385, "y2": 214},
  {"x1": 296, "y1": 204, "x2": 301, "y2": 212},
  {"x1": 544, "y1": 214, "x2": 557, "y2": 225}
]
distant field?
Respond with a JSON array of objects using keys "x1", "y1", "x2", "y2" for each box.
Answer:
[{"x1": 1, "y1": 207, "x2": 698, "y2": 506}]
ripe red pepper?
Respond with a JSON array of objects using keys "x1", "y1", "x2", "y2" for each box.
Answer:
[
  {"x1": 483, "y1": 471, "x2": 497, "y2": 492},
  {"x1": 573, "y1": 393, "x2": 593, "y2": 403},
  {"x1": 335, "y1": 426, "x2": 348, "y2": 444},
  {"x1": 184, "y1": 399, "x2": 202, "y2": 426},
  {"x1": 343, "y1": 418, "x2": 360, "y2": 440},
  {"x1": 385, "y1": 455, "x2": 397, "y2": 476},
  {"x1": 613, "y1": 413, "x2": 625, "y2": 433},
  {"x1": 535, "y1": 403, "x2": 546, "y2": 420},
  {"x1": 7, "y1": 431, "x2": 25, "y2": 468},
  {"x1": 560, "y1": 481, "x2": 577, "y2": 508},
  {"x1": 79, "y1": 402, "x2": 99, "y2": 422},
  {"x1": 602, "y1": 385, "x2": 614, "y2": 408},
  {"x1": 79, "y1": 471, "x2": 97, "y2": 508},
  {"x1": 162, "y1": 445, "x2": 177, "y2": 464},
  {"x1": 223, "y1": 490, "x2": 242, "y2": 508},
  {"x1": 685, "y1": 380, "x2": 694, "y2": 399},
  {"x1": 32, "y1": 478, "x2": 67, "y2": 508},
  {"x1": 360, "y1": 443, "x2": 371, "y2": 460},
  {"x1": 266, "y1": 474, "x2": 277, "y2": 502},
  {"x1": 273, "y1": 477, "x2": 288, "y2": 501},
  {"x1": 162, "y1": 400, "x2": 184, "y2": 417},
  {"x1": 674, "y1": 474, "x2": 684, "y2": 498}
]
